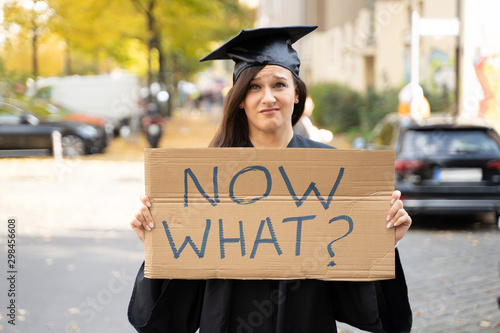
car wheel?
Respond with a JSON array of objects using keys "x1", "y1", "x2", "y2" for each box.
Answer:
[{"x1": 62, "y1": 135, "x2": 86, "y2": 156}]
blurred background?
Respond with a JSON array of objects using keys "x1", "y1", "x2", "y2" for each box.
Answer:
[{"x1": 1, "y1": 0, "x2": 499, "y2": 332}]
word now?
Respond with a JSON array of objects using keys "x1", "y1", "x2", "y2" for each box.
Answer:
[
  {"x1": 162, "y1": 214, "x2": 353, "y2": 267},
  {"x1": 184, "y1": 166, "x2": 345, "y2": 209}
]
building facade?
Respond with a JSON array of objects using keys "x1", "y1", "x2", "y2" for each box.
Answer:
[{"x1": 256, "y1": 0, "x2": 458, "y2": 93}]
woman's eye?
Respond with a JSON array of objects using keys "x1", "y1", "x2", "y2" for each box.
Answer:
[
  {"x1": 249, "y1": 84, "x2": 260, "y2": 90},
  {"x1": 275, "y1": 82, "x2": 286, "y2": 88}
]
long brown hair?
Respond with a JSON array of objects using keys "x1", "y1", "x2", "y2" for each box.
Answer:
[{"x1": 209, "y1": 65, "x2": 307, "y2": 147}]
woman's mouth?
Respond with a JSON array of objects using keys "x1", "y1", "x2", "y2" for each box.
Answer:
[{"x1": 259, "y1": 108, "x2": 279, "y2": 115}]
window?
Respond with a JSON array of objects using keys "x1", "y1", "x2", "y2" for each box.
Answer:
[
  {"x1": 401, "y1": 129, "x2": 500, "y2": 156},
  {"x1": 0, "y1": 107, "x2": 21, "y2": 125}
]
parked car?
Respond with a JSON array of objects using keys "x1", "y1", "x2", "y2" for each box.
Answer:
[
  {"x1": 369, "y1": 113, "x2": 500, "y2": 228},
  {"x1": 0, "y1": 100, "x2": 109, "y2": 157},
  {"x1": 34, "y1": 101, "x2": 115, "y2": 140}
]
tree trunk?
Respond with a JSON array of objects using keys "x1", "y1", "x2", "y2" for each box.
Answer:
[
  {"x1": 93, "y1": 49, "x2": 99, "y2": 74},
  {"x1": 32, "y1": 20, "x2": 38, "y2": 79},
  {"x1": 64, "y1": 39, "x2": 72, "y2": 75},
  {"x1": 146, "y1": 0, "x2": 157, "y2": 91},
  {"x1": 158, "y1": 36, "x2": 165, "y2": 85}
]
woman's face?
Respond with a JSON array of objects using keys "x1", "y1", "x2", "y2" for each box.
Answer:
[{"x1": 240, "y1": 65, "x2": 298, "y2": 137}]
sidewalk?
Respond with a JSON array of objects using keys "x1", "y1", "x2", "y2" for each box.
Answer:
[{"x1": 91, "y1": 109, "x2": 222, "y2": 161}]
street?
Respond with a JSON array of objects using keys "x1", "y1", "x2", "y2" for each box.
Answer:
[
  {"x1": 397, "y1": 216, "x2": 500, "y2": 332},
  {"x1": 0, "y1": 114, "x2": 499, "y2": 332},
  {"x1": 0, "y1": 157, "x2": 144, "y2": 333}
]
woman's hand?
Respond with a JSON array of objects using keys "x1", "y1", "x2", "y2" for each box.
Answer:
[
  {"x1": 386, "y1": 190, "x2": 412, "y2": 244},
  {"x1": 130, "y1": 195, "x2": 155, "y2": 244}
]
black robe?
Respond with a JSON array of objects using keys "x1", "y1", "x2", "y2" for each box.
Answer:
[{"x1": 128, "y1": 134, "x2": 412, "y2": 333}]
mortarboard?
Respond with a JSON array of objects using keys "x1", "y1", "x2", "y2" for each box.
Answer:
[{"x1": 200, "y1": 25, "x2": 318, "y2": 83}]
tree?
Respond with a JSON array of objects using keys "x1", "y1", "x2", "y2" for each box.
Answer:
[
  {"x1": 129, "y1": 0, "x2": 161, "y2": 88},
  {"x1": 2, "y1": 0, "x2": 255, "y2": 87},
  {"x1": 2, "y1": 0, "x2": 54, "y2": 79},
  {"x1": 48, "y1": 0, "x2": 143, "y2": 75},
  {"x1": 128, "y1": 0, "x2": 255, "y2": 114},
  {"x1": 157, "y1": 0, "x2": 254, "y2": 82}
]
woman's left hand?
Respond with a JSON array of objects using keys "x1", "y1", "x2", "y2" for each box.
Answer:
[{"x1": 386, "y1": 190, "x2": 412, "y2": 244}]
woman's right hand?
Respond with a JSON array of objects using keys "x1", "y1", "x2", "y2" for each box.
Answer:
[{"x1": 130, "y1": 195, "x2": 155, "y2": 244}]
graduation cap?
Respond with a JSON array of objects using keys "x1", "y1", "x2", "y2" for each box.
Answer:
[{"x1": 200, "y1": 25, "x2": 318, "y2": 83}]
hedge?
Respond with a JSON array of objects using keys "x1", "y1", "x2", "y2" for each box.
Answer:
[{"x1": 308, "y1": 83, "x2": 453, "y2": 138}]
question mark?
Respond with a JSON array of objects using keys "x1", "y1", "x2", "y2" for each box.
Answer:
[{"x1": 327, "y1": 215, "x2": 354, "y2": 267}]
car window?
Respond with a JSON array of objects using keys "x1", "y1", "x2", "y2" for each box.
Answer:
[
  {"x1": 0, "y1": 107, "x2": 21, "y2": 125},
  {"x1": 401, "y1": 129, "x2": 500, "y2": 156},
  {"x1": 372, "y1": 117, "x2": 399, "y2": 149}
]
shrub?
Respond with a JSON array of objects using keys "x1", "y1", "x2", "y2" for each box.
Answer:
[
  {"x1": 308, "y1": 83, "x2": 453, "y2": 137},
  {"x1": 423, "y1": 86, "x2": 455, "y2": 114},
  {"x1": 308, "y1": 83, "x2": 397, "y2": 136},
  {"x1": 308, "y1": 83, "x2": 364, "y2": 133}
]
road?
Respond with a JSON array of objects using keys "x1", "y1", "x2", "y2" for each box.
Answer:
[
  {"x1": 0, "y1": 156, "x2": 144, "y2": 333},
  {"x1": 0, "y1": 113, "x2": 499, "y2": 332},
  {"x1": 396, "y1": 216, "x2": 500, "y2": 332}
]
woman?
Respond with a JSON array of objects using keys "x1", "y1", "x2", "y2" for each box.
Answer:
[{"x1": 129, "y1": 26, "x2": 412, "y2": 333}]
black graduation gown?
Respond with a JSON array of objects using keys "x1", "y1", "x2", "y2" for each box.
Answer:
[{"x1": 128, "y1": 134, "x2": 412, "y2": 333}]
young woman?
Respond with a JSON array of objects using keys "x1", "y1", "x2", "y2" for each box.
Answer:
[{"x1": 128, "y1": 26, "x2": 412, "y2": 333}]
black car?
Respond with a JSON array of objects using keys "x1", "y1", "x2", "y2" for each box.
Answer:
[
  {"x1": 370, "y1": 113, "x2": 500, "y2": 228},
  {"x1": 0, "y1": 100, "x2": 108, "y2": 157}
]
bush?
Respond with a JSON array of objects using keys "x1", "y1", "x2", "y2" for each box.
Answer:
[
  {"x1": 308, "y1": 83, "x2": 453, "y2": 138},
  {"x1": 308, "y1": 83, "x2": 364, "y2": 134},
  {"x1": 362, "y1": 88, "x2": 399, "y2": 132},
  {"x1": 308, "y1": 83, "x2": 397, "y2": 137},
  {"x1": 423, "y1": 86, "x2": 455, "y2": 114}
]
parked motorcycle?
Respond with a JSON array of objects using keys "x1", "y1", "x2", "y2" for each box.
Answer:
[{"x1": 142, "y1": 103, "x2": 164, "y2": 148}]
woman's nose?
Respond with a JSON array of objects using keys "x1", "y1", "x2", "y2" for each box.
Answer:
[{"x1": 262, "y1": 87, "x2": 276, "y2": 103}]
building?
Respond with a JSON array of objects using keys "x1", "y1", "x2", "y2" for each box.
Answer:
[{"x1": 256, "y1": 0, "x2": 458, "y2": 93}]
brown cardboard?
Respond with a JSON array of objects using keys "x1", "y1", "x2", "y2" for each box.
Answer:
[{"x1": 144, "y1": 148, "x2": 395, "y2": 281}]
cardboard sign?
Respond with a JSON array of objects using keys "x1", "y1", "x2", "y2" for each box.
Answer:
[{"x1": 144, "y1": 148, "x2": 395, "y2": 281}]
